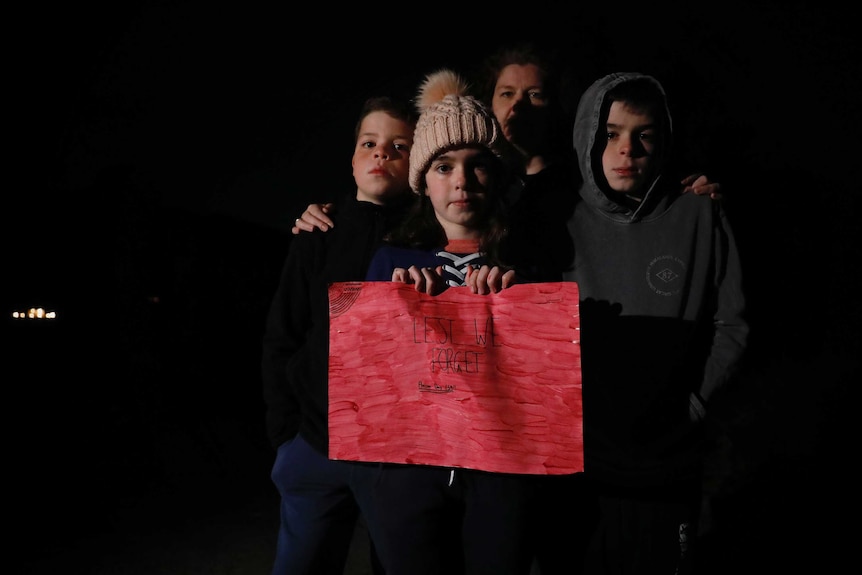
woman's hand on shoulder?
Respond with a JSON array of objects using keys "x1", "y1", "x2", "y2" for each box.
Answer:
[
  {"x1": 681, "y1": 174, "x2": 722, "y2": 200},
  {"x1": 292, "y1": 203, "x2": 336, "y2": 235}
]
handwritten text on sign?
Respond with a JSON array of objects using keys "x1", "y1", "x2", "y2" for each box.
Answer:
[{"x1": 328, "y1": 281, "x2": 582, "y2": 475}]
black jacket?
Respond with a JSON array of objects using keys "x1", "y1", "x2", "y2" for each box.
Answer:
[
  {"x1": 261, "y1": 194, "x2": 412, "y2": 453},
  {"x1": 504, "y1": 161, "x2": 578, "y2": 283}
]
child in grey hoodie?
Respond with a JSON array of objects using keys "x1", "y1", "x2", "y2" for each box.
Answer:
[{"x1": 563, "y1": 72, "x2": 749, "y2": 575}]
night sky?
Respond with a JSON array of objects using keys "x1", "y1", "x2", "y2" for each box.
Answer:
[{"x1": 7, "y1": 2, "x2": 860, "y2": 571}]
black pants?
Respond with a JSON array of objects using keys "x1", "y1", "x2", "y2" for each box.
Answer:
[
  {"x1": 582, "y1": 480, "x2": 702, "y2": 575},
  {"x1": 353, "y1": 464, "x2": 535, "y2": 575},
  {"x1": 530, "y1": 473, "x2": 596, "y2": 575}
]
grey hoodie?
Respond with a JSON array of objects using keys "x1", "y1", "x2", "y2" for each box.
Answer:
[{"x1": 563, "y1": 72, "x2": 748, "y2": 488}]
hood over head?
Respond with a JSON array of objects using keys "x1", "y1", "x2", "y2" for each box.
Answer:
[{"x1": 572, "y1": 72, "x2": 673, "y2": 220}]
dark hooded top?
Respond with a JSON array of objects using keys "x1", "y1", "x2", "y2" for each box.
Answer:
[
  {"x1": 563, "y1": 72, "x2": 749, "y2": 488},
  {"x1": 261, "y1": 194, "x2": 413, "y2": 453}
]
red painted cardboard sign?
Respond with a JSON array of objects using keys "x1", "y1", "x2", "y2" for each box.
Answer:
[{"x1": 328, "y1": 281, "x2": 583, "y2": 475}]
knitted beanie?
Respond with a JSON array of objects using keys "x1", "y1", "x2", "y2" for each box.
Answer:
[{"x1": 409, "y1": 69, "x2": 504, "y2": 193}]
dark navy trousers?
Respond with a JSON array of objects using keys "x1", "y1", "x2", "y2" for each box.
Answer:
[
  {"x1": 359, "y1": 464, "x2": 535, "y2": 575},
  {"x1": 270, "y1": 434, "x2": 382, "y2": 575}
]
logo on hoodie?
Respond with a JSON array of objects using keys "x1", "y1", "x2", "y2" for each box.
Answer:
[{"x1": 646, "y1": 254, "x2": 685, "y2": 296}]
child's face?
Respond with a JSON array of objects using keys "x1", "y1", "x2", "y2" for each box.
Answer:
[
  {"x1": 352, "y1": 111, "x2": 413, "y2": 205},
  {"x1": 423, "y1": 146, "x2": 495, "y2": 240},
  {"x1": 601, "y1": 101, "x2": 661, "y2": 198}
]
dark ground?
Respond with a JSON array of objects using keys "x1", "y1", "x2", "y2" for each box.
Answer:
[
  {"x1": 13, "y1": 345, "x2": 858, "y2": 575},
  {"x1": 13, "y1": 342, "x2": 858, "y2": 575}
]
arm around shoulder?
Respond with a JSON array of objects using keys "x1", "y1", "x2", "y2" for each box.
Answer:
[{"x1": 291, "y1": 202, "x2": 337, "y2": 235}]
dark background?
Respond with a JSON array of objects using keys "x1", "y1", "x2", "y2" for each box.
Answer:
[{"x1": 6, "y1": 2, "x2": 860, "y2": 573}]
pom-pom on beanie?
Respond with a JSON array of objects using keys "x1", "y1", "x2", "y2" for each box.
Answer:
[{"x1": 409, "y1": 69, "x2": 504, "y2": 193}]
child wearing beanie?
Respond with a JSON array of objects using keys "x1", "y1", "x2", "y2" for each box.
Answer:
[
  {"x1": 358, "y1": 69, "x2": 534, "y2": 575},
  {"x1": 365, "y1": 69, "x2": 518, "y2": 296}
]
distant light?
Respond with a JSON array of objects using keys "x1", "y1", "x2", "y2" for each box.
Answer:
[{"x1": 11, "y1": 307, "x2": 57, "y2": 320}]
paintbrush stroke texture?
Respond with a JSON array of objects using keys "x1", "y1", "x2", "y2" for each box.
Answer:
[{"x1": 329, "y1": 282, "x2": 582, "y2": 475}]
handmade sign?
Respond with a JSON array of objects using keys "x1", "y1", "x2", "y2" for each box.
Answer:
[{"x1": 328, "y1": 281, "x2": 582, "y2": 475}]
